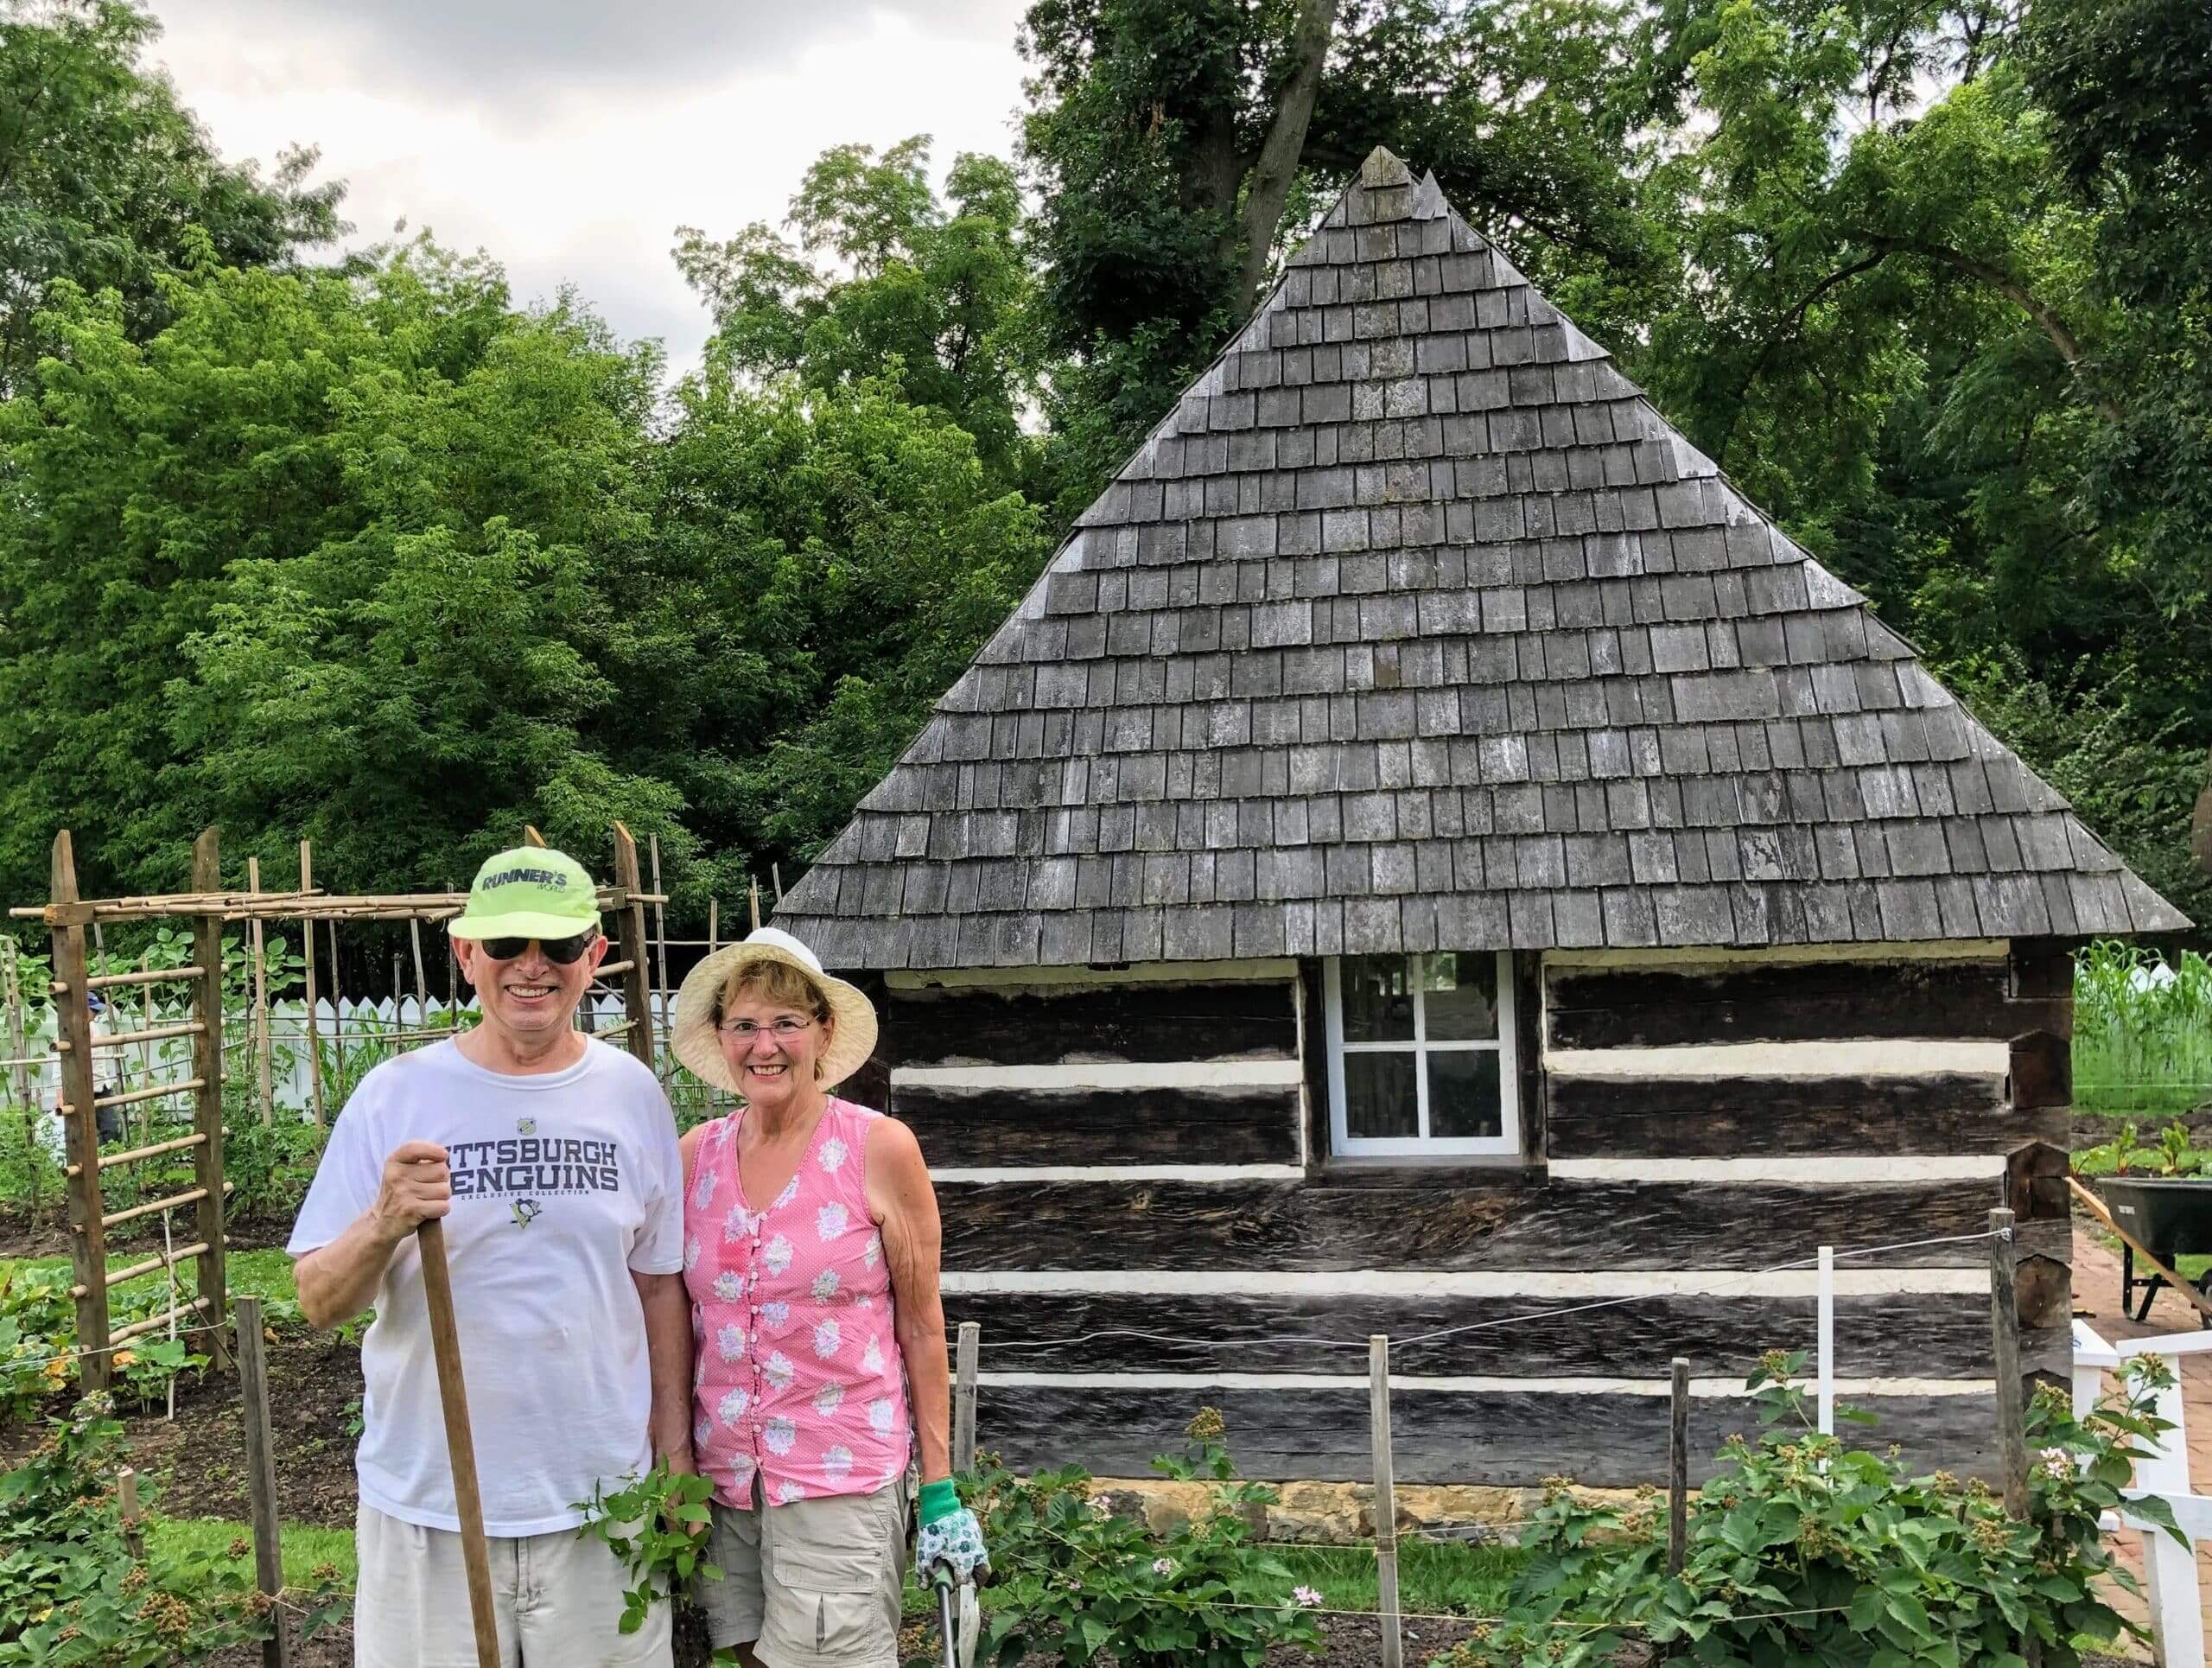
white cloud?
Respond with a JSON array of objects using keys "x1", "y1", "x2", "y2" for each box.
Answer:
[{"x1": 142, "y1": 0, "x2": 1033, "y2": 375}]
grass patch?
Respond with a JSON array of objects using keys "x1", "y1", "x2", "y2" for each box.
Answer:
[
  {"x1": 1275, "y1": 1538, "x2": 1523, "y2": 1618},
  {"x1": 145, "y1": 1515, "x2": 358, "y2": 1588}
]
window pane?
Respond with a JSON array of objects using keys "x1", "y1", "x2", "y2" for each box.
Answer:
[
  {"x1": 1341, "y1": 956, "x2": 1414, "y2": 1042},
  {"x1": 1344, "y1": 1052, "x2": 1417, "y2": 1139},
  {"x1": 1428, "y1": 1050, "x2": 1503, "y2": 1139},
  {"x1": 1421, "y1": 952, "x2": 1498, "y2": 1041}
]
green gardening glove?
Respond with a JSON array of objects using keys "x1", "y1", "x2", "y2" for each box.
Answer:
[{"x1": 915, "y1": 1480, "x2": 990, "y2": 1585}]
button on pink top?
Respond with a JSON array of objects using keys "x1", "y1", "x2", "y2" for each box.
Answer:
[{"x1": 683, "y1": 1097, "x2": 912, "y2": 1507}]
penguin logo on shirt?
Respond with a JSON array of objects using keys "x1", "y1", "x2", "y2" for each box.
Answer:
[
  {"x1": 517, "y1": 1117, "x2": 537, "y2": 1136},
  {"x1": 511, "y1": 1199, "x2": 543, "y2": 1228}
]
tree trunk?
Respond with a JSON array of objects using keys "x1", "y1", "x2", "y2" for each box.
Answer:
[{"x1": 1236, "y1": 0, "x2": 1342, "y2": 315}]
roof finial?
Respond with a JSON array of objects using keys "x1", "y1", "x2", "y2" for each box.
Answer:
[{"x1": 1359, "y1": 147, "x2": 1412, "y2": 188}]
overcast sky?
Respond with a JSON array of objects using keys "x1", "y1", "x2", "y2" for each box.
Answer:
[{"x1": 144, "y1": 0, "x2": 1034, "y2": 376}]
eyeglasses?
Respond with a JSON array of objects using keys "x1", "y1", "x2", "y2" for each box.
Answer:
[
  {"x1": 477, "y1": 932, "x2": 596, "y2": 965},
  {"x1": 717, "y1": 1016, "x2": 816, "y2": 1041}
]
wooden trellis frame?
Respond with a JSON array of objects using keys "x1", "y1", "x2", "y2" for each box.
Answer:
[{"x1": 12, "y1": 823, "x2": 666, "y2": 1388}]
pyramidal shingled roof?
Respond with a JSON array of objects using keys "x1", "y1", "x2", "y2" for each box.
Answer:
[{"x1": 776, "y1": 149, "x2": 2188, "y2": 970}]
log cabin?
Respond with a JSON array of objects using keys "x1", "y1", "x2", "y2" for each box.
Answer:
[{"x1": 773, "y1": 149, "x2": 2190, "y2": 1487}]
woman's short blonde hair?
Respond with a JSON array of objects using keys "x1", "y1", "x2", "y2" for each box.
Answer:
[{"x1": 715, "y1": 958, "x2": 831, "y2": 1027}]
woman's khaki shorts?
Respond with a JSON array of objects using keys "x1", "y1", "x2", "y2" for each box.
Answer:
[{"x1": 696, "y1": 1480, "x2": 910, "y2": 1667}]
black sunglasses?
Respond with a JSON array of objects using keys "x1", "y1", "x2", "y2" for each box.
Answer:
[{"x1": 476, "y1": 932, "x2": 596, "y2": 965}]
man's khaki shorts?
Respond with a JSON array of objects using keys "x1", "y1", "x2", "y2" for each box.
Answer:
[
  {"x1": 696, "y1": 1479, "x2": 910, "y2": 1667},
  {"x1": 353, "y1": 1502, "x2": 673, "y2": 1667}
]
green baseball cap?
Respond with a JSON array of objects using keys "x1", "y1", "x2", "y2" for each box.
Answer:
[{"x1": 447, "y1": 847, "x2": 601, "y2": 941}]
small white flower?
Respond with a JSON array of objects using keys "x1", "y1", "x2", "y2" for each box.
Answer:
[
  {"x1": 717, "y1": 1324, "x2": 747, "y2": 1362},
  {"x1": 682, "y1": 1236, "x2": 702, "y2": 1272},
  {"x1": 862, "y1": 1232, "x2": 881, "y2": 1270},
  {"x1": 714, "y1": 1270, "x2": 746, "y2": 1302},
  {"x1": 774, "y1": 1177, "x2": 799, "y2": 1209},
  {"x1": 761, "y1": 1301, "x2": 790, "y2": 1331},
  {"x1": 1153, "y1": 1558, "x2": 1174, "y2": 1576},
  {"x1": 1087, "y1": 1494, "x2": 1112, "y2": 1515},
  {"x1": 823, "y1": 1443, "x2": 855, "y2": 1482},
  {"x1": 820, "y1": 1136, "x2": 849, "y2": 1173},
  {"x1": 867, "y1": 1397, "x2": 896, "y2": 1435},
  {"x1": 692, "y1": 1167, "x2": 718, "y2": 1209},
  {"x1": 775, "y1": 1479, "x2": 806, "y2": 1504},
  {"x1": 723, "y1": 1204, "x2": 755, "y2": 1241},
  {"x1": 812, "y1": 1380, "x2": 847, "y2": 1416},
  {"x1": 810, "y1": 1268, "x2": 842, "y2": 1301},
  {"x1": 861, "y1": 1338, "x2": 885, "y2": 1374},
  {"x1": 762, "y1": 1234, "x2": 794, "y2": 1275},
  {"x1": 717, "y1": 1387, "x2": 749, "y2": 1425},
  {"x1": 817, "y1": 1201, "x2": 850, "y2": 1241},
  {"x1": 812, "y1": 1318, "x2": 842, "y2": 1359},
  {"x1": 764, "y1": 1416, "x2": 798, "y2": 1455},
  {"x1": 1293, "y1": 1586, "x2": 1322, "y2": 1608},
  {"x1": 764, "y1": 1351, "x2": 796, "y2": 1389}
]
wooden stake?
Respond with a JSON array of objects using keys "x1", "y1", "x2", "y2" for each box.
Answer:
[
  {"x1": 189, "y1": 832, "x2": 228, "y2": 1363},
  {"x1": 416, "y1": 1220, "x2": 501, "y2": 1668},
  {"x1": 608, "y1": 825, "x2": 655, "y2": 1071},
  {"x1": 50, "y1": 832, "x2": 110, "y2": 1391},
  {"x1": 772, "y1": 863, "x2": 783, "y2": 903},
  {"x1": 410, "y1": 916, "x2": 429, "y2": 1017},
  {"x1": 1990, "y1": 1207, "x2": 2029, "y2": 1520},
  {"x1": 118, "y1": 1466, "x2": 143, "y2": 1561},
  {"x1": 1370, "y1": 1334, "x2": 1402, "y2": 1668},
  {"x1": 522, "y1": 825, "x2": 548, "y2": 848},
  {"x1": 236, "y1": 1293, "x2": 291, "y2": 1667},
  {"x1": 953, "y1": 1321, "x2": 980, "y2": 1474},
  {"x1": 1668, "y1": 1356, "x2": 1689, "y2": 1575},
  {"x1": 748, "y1": 878, "x2": 760, "y2": 933},
  {"x1": 247, "y1": 857, "x2": 272, "y2": 1124},
  {"x1": 707, "y1": 897, "x2": 719, "y2": 958},
  {"x1": 298, "y1": 844, "x2": 324, "y2": 1128}
]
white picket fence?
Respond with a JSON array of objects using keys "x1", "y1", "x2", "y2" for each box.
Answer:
[
  {"x1": 10, "y1": 990, "x2": 682, "y2": 1158},
  {"x1": 2075, "y1": 1318, "x2": 2212, "y2": 1668}
]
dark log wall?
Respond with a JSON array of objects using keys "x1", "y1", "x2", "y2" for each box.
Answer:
[{"x1": 880, "y1": 940, "x2": 2070, "y2": 1488}]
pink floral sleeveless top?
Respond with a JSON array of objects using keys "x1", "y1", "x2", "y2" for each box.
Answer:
[{"x1": 683, "y1": 1098, "x2": 912, "y2": 1507}]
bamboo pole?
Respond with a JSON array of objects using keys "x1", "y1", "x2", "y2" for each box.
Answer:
[
  {"x1": 608, "y1": 826, "x2": 655, "y2": 1072},
  {"x1": 247, "y1": 857, "x2": 272, "y2": 1124},
  {"x1": 772, "y1": 863, "x2": 783, "y2": 903},
  {"x1": 410, "y1": 916, "x2": 430, "y2": 1019},
  {"x1": 50, "y1": 832, "x2": 110, "y2": 1392},
  {"x1": 749, "y1": 878, "x2": 761, "y2": 933},
  {"x1": 136, "y1": 952, "x2": 154, "y2": 1148},
  {"x1": 3, "y1": 938, "x2": 38, "y2": 1219},
  {"x1": 648, "y1": 835, "x2": 671, "y2": 1082},
  {"x1": 188, "y1": 831, "x2": 227, "y2": 1365},
  {"x1": 416, "y1": 1220, "x2": 501, "y2": 1668},
  {"x1": 298, "y1": 844, "x2": 324, "y2": 1127},
  {"x1": 326, "y1": 920, "x2": 347, "y2": 1108}
]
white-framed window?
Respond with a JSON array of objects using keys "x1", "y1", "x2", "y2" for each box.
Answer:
[{"x1": 1323, "y1": 952, "x2": 1520, "y2": 1157}]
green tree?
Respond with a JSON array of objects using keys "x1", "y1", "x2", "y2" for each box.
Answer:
[
  {"x1": 671, "y1": 139, "x2": 1039, "y2": 493},
  {"x1": 0, "y1": 0, "x2": 344, "y2": 395}
]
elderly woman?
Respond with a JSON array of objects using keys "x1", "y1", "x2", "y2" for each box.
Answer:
[{"x1": 671, "y1": 926, "x2": 986, "y2": 1668}]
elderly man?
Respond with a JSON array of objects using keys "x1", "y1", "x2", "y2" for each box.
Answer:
[{"x1": 290, "y1": 846, "x2": 690, "y2": 1667}]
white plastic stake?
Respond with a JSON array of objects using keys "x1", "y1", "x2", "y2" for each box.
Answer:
[{"x1": 1816, "y1": 1245, "x2": 1834, "y2": 1436}]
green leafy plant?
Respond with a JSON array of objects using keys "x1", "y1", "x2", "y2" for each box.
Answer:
[
  {"x1": 0, "y1": 1270, "x2": 74, "y2": 1423},
  {"x1": 2077, "y1": 1117, "x2": 2211, "y2": 1179},
  {"x1": 0, "y1": 1393, "x2": 296, "y2": 1664},
  {"x1": 968, "y1": 1409, "x2": 1324, "y2": 1668},
  {"x1": 2075, "y1": 943, "x2": 2212, "y2": 1119},
  {"x1": 1429, "y1": 1349, "x2": 2180, "y2": 1668},
  {"x1": 575, "y1": 1459, "x2": 719, "y2": 1637}
]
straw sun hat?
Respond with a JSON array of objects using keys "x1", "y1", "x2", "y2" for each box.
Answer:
[{"x1": 671, "y1": 927, "x2": 879, "y2": 1093}]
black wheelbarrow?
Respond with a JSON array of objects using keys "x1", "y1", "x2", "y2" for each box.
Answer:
[{"x1": 2095, "y1": 1176, "x2": 2212, "y2": 1327}]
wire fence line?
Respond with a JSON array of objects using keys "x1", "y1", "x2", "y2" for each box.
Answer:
[{"x1": 976, "y1": 1228, "x2": 2008, "y2": 1362}]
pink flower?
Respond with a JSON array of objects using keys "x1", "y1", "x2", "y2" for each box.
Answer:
[{"x1": 1293, "y1": 1586, "x2": 1323, "y2": 1608}]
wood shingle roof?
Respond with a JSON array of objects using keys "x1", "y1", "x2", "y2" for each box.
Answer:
[{"x1": 775, "y1": 149, "x2": 2189, "y2": 969}]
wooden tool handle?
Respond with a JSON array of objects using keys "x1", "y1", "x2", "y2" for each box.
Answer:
[{"x1": 417, "y1": 1218, "x2": 501, "y2": 1668}]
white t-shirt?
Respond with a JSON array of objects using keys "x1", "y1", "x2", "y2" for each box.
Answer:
[{"x1": 288, "y1": 1037, "x2": 683, "y2": 1536}]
